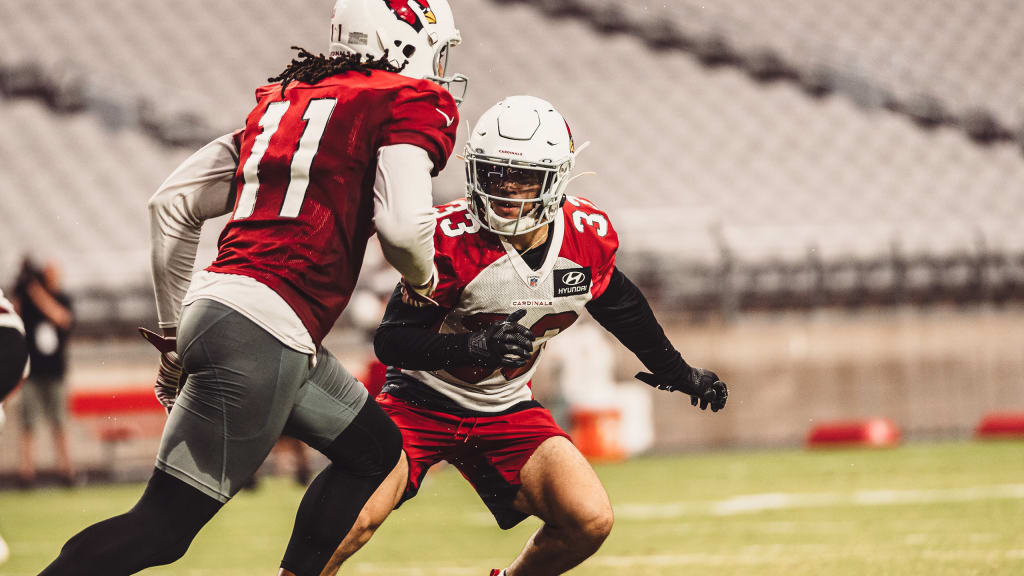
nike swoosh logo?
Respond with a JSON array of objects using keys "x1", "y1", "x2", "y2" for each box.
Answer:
[{"x1": 436, "y1": 108, "x2": 454, "y2": 127}]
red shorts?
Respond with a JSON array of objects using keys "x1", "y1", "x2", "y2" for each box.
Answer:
[{"x1": 376, "y1": 393, "x2": 571, "y2": 529}]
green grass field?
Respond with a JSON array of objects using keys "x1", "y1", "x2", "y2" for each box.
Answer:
[{"x1": 2, "y1": 441, "x2": 1023, "y2": 575}]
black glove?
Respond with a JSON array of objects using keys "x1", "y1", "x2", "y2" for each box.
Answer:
[
  {"x1": 139, "y1": 327, "x2": 186, "y2": 413},
  {"x1": 467, "y1": 309, "x2": 536, "y2": 368},
  {"x1": 636, "y1": 366, "x2": 728, "y2": 412}
]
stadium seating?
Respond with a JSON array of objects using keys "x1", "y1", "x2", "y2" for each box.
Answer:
[
  {"x1": 1, "y1": 0, "x2": 1022, "y2": 306},
  {"x1": 571, "y1": 0, "x2": 1024, "y2": 126}
]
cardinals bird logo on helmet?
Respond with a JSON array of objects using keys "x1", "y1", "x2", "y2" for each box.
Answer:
[{"x1": 383, "y1": 0, "x2": 436, "y2": 32}]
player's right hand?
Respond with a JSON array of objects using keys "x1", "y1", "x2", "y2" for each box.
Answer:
[
  {"x1": 635, "y1": 367, "x2": 728, "y2": 412},
  {"x1": 400, "y1": 267, "x2": 440, "y2": 308},
  {"x1": 467, "y1": 309, "x2": 536, "y2": 368},
  {"x1": 139, "y1": 327, "x2": 186, "y2": 413}
]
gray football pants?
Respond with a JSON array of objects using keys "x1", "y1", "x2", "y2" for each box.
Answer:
[{"x1": 156, "y1": 299, "x2": 367, "y2": 502}]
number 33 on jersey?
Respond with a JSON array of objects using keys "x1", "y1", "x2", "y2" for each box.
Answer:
[{"x1": 401, "y1": 196, "x2": 618, "y2": 410}]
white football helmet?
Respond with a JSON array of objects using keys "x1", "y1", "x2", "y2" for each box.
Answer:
[
  {"x1": 329, "y1": 0, "x2": 468, "y2": 102},
  {"x1": 465, "y1": 96, "x2": 578, "y2": 236}
]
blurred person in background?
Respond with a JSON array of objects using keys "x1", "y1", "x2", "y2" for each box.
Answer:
[
  {"x1": 12, "y1": 258, "x2": 75, "y2": 487},
  {"x1": 39, "y1": 1, "x2": 466, "y2": 575},
  {"x1": 0, "y1": 284, "x2": 30, "y2": 564},
  {"x1": 321, "y1": 96, "x2": 729, "y2": 576},
  {"x1": 277, "y1": 437, "x2": 313, "y2": 487}
]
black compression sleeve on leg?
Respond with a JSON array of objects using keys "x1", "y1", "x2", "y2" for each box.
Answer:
[
  {"x1": 39, "y1": 468, "x2": 222, "y2": 576},
  {"x1": 280, "y1": 398, "x2": 403, "y2": 576}
]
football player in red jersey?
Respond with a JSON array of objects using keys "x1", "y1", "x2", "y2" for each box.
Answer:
[
  {"x1": 322, "y1": 96, "x2": 728, "y2": 575},
  {"x1": 40, "y1": 2, "x2": 466, "y2": 576}
]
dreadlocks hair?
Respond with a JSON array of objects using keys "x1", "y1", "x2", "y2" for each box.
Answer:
[{"x1": 269, "y1": 46, "x2": 408, "y2": 96}]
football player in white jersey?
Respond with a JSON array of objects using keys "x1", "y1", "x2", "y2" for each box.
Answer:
[
  {"x1": 0, "y1": 287, "x2": 29, "y2": 565},
  {"x1": 0, "y1": 288, "x2": 28, "y2": 403},
  {"x1": 322, "y1": 95, "x2": 728, "y2": 576}
]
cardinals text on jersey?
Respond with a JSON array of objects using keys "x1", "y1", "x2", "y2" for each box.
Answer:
[{"x1": 400, "y1": 195, "x2": 617, "y2": 411}]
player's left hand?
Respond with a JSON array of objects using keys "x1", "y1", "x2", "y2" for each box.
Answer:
[
  {"x1": 467, "y1": 309, "x2": 536, "y2": 368},
  {"x1": 139, "y1": 327, "x2": 186, "y2": 413},
  {"x1": 635, "y1": 367, "x2": 728, "y2": 412}
]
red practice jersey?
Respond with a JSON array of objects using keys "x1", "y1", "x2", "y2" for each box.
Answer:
[
  {"x1": 400, "y1": 196, "x2": 619, "y2": 411},
  {"x1": 207, "y1": 70, "x2": 458, "y2": 345}
]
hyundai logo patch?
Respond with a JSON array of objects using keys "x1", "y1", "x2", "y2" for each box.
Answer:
[{"x1": 554, "y1": 267, "x2": 592, "y2": 297}]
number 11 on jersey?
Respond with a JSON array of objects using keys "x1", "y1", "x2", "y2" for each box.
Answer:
[{"x1": 233, "y1": 98, "x2": 338, "y2": 220}]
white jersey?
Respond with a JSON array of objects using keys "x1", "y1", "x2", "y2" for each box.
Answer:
[
  {"x1": 401, "y1": 196, "x2": 619, "y2": 412},
  {"x1": 0, "y1": 288, "x2": 29, "y2": 381},
  {"x1": 0, "y1": 289, "x2": 24, "y2": 335}
]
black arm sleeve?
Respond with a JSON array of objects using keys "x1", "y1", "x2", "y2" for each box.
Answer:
[
  {"x1": 373, "y1": 284, "x2": 476, "y2": 370},
  {"x1": 585, "y1": 267, "x2": 690, "y2": 377}
]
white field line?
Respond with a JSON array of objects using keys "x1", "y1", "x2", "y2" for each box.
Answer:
[
  {"x1": 353, "y1": 566, "x2": 482, "y2": 575},
  {"x1": 590, "y1": 551, "x2": 805, "y2": 567},
  {"x1": 593, "y1": 549, "x2": 1024, "y2": 567},
  {"x1": 352, "y1": 552, "x2": 797, "y2": 574},
  {"x1": 614, "y1": 483, "x2": 1024, "y2": 519},
  {"x1": 352, "y1": 549, "x2": 1024, "y2": 574},
  {"x1": 374, "y1": 484, "x2": 1024, "y2": 573}
]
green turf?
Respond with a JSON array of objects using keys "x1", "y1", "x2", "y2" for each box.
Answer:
[{"x1": 2, "y1": 441, "x2": 1023, "y2": 575}]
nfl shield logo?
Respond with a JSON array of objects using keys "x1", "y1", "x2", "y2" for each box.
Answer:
[{"x1": 528, "y1": 275, "x2": 540, "y2": 288}]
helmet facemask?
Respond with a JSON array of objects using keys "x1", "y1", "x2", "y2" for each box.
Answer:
[
  {"x1": 466, "y1": 154, "x2": 573, "y2": 237},
  {"x1": 426, "y1": 41, "x2": 469, "y2": 104}
]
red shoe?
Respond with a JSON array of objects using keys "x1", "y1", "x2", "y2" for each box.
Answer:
[{"x1": 489, "y1": 571, "x2": 502, "y2": 576}]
